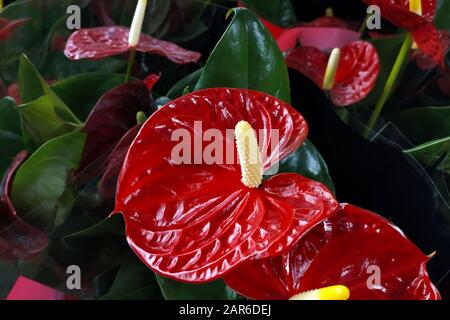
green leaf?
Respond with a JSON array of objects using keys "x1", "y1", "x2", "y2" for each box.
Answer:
[
  {"x1": 17, "y1": 55, "x2": 82, "y2": 147},
  {"x1": 195, "y1": 8, "x2": 291, "y2": 103},
  {"x1": 11, "y1": 132, "x2": 86, "y2": 229},
  {"x1": 18, "y1": 54, "x2": 49, "y2": 104},
  {"x1": 50, "y1": 73, "x2": 127, "y2": 120},
  {"x1": 167, "y1": 68, "x2": 203, "y2": 99},
  {"x1": 156, "y1": 275, "x2": 237, "y2": 300},
  {"x1": 0, "y1": 0, "x2": 90, "y2": 82},
  {"x1": 242, "y1": 0, "x2": 297, "y2": 27},
  {"x1": 436, "y1": 0, "x2": 450, "y2": 30},
  {"x1": 41, "y1": 52, "x2": 127, "y2": 81},
  {"x1": 405, "y1": 137, "x2": 450, "y2": 172},
  {"x1": 0, "y1": 97, "x2": 24, "y2": 177},
  {"x1": 64, "y1": 214, "x2": 125, "y2": 243},
  {"x1": 277, "y1": 139, "x2": 335, "y2": 194},
  {"x1": 386, "y1": 106, "x2": 450, "y2": 145},
  {"x1": 101, "y1": 253, "x2": 163, "y2": 300}
]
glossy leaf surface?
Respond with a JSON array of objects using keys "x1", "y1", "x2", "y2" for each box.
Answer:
[
  {"x1": 195, "y1": 8, "x2": 291, "y2": 103},
  {"x1": 11, "y1": 133, "x2": 86, "y2": 229}
]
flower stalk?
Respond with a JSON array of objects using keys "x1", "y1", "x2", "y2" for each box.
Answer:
[
  {"x1": 366, "y1": 33, "x2": 412, "y2": 135},
  {"x1": 125, "y1": 0, "x2": 148, "y2": 83}
]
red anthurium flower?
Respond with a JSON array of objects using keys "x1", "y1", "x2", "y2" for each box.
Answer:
[
  {"x1": 0, "y1": 18, "x2": 29, "y2": 41},
  {"x1": 362, "y1": 0, "x2": 444, "y2": 64},
  {"x1": 414, "y1": 31, "x2": 450, "y2": 70},
  {"x1": 113, "y1": 88, "x2": 338, "y2": 282},
  {"x1": 225, "y1": 203, "x2": 441, "y2": 300},
  {"x1": 0, "y1": 151, "x2": 48, "y2": 260},
  {"x1": 64, "y1": 26, "x2": 201, "y2": 64},
  {"x1": 74, "y1": 80, "x2": 153, "y2": 185},
  {"x1": 286, "y1": 41, "x2": 380, "y2": 106},
  {"x1": 238, "y1": 1, "x2": 359, "y2": 51}
]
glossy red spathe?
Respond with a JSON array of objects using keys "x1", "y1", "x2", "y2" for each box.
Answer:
[
  {"x1": 114, "y1": 88, "x2": 338, "y2": 282},
  {"x1": 286, "y1": 41, "x2": 380, "y2": 106},
  {"x1": 362, "y1": 0, "x2": 444, "y2": 64},
  {"x1": 64, "y1": 26, "x2": 201, "y2": 64},
  {"x1": 225, "y1": 203, "x2": 440, "y2": 300},
  {"x1": 74, "y1": 80, "x2": 151, "y2": 186}
]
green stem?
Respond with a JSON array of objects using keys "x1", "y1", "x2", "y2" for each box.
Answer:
[
  {"x1": 365, "y1": 33, "x2": 412, "y2": 136},
  {"x1": 359, "y1": 13, "x2": 371, "y2": 36},
  {"x1": 124, "y1": 49, "x2": 136, "y2": 83}
]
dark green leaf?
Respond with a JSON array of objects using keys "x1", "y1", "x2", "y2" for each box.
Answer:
[
  {"x1": 17, "y1": 55, "x2": 82, "y2": 147},
  {"x1": 195, "y1": 8, "x2": 291, "y2": 103},
  {"x1": 101, "y1": 253, "x2": 163, "y2": 300},
  {"x1": 436, "y1": 0, "x2": 450, "y2": 30},
  {"x1": 0, "y1": 0, "x2": 90, "y2": 82},
  {"x1": 386, "y1": 106, "x2": 450, "y2": 145},
  {"x1": 405, "y1": 137, "x2": 450, "y2": 172},
  {"x1": 50, "y1": 73, "x2": 127, "y2": 120},
  {"x1": 277, "y1": 139, "x2": 335, "y2": 194},
  {"x1": 242, "y1": 0, "x2": 297, "y2": 27},
  {"x1": 64, "y1": 214, "x2": 125, "y2": 243},
  {"x1": 0, "y1": 97, "x2": 24, "y2": 177},
  {"x1": 156, "y1": 275, "x2": 237, "y2": 300},
  {"x1": 167, "y1": 68, "x2": 202, "y2": 99},
  {"x1": 41, "y1": 52, "x2": 127, "y2": 81},
  {"x1": 11, "y1": 132, "x2": 86, "y2": 229}
]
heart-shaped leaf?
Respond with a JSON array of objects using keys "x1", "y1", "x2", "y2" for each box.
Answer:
[
  {"x1": 11, "y1": 132, "x2": 86, "y2": 229},
  {"x1": 195, "y1": 8, "x2": 291, "y2": 103},
  {"x1": 386, "y1": 106, "x2": 450, "y2": 145},
  {"x1": 100, "y1": 253, "x2": 163, "y2": 300},
  {"x1": 242, "y1": 0, "x2": 297, "y2": 27},
  {"x1": 278, "y1": 139, "x2": 335, "y2": 194}
]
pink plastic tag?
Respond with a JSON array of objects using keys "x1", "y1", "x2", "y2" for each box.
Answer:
[{"x1": 6, "y1": 276, "x2": 66, "y2": 300}]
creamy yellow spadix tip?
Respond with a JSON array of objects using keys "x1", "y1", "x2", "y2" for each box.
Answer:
[
  {"x1": 128, "y1": 0, "x2": 148, "y2": 47},
  {"x1": 409, "y1": 0, "x2": 422, "y2": 49},
  {"x1": 325, "y1": 7, "x2": 334, "y2": 17},
  {"x1": 290, "y1": 285, "x2": 350, "y2": 300},
  {"x1": 409, "y1": 0, "x2": 422, "y2": 16},
  {"x1": 323, "y1": 48, "x2": 341, "y2": 91},
  {"x1": 234, "y1": 121, "x2": 263, "y2": 189}
]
